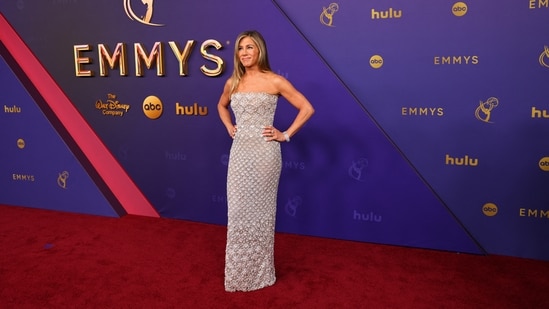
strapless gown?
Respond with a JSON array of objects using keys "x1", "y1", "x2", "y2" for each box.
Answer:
[{"x1": 224, "y1": 92, "x2": 281, "y2": 292}]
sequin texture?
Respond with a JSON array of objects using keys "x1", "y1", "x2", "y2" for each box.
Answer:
[{"x1": 225, "y1": 92, "x2": 281, "y2": 292}]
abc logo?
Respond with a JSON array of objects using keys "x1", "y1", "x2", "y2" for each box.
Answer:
[
  {"x1": 143, "y1": 95, "x2": 163, "y2": 120},
  {"x1": 539, "y1": 157, "x2": 549, "y2": 172},
  {"x1": 482, "y1": 203, "x2": 498, "y2": 217},
  {"x1": 17, "y1": 138, "x2": 25, "y2": 149},
  {"x1": 369, "y1": 55, "x2": 383, "y2": 69},
  {"x1": 452, "y1": 2, "x2": 468, "y2": 17}
]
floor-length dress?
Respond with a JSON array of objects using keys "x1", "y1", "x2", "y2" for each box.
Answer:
[{"x1": 225, "y1": 92, "x2": 281, "y2": 292}]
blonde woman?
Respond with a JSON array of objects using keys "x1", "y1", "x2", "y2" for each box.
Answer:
[{"x1": 217, "y1": 30, "x2": 314, "y2": 292}]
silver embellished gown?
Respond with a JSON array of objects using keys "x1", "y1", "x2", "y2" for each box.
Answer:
[{"x1": 225, "y1": 92, "x2": 281, "y2": 292}]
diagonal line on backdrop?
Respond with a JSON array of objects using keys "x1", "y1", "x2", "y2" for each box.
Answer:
[{"x1": 0, "y1": 13, "x2": 159, "y2": 217}]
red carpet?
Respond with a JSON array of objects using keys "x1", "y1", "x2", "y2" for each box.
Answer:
[{"x1": 1, "y1": 204, "x2": 547, "y2": 308}]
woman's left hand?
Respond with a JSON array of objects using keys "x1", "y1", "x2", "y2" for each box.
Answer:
[{"x1": 263, "y1": 126, "x2": 280, "y2": 142}]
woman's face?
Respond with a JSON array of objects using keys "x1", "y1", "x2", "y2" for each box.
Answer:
[{"x1": 237, "y1": 37, "x2": 259, "y2": 68}]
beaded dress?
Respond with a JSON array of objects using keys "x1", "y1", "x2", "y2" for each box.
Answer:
[{"x1": 225, "y1": 92, "x2": 281, "y2": 292}]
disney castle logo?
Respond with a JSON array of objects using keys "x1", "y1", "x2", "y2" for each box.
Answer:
[{"x1": 124, "y1": 0, "x2": 164, "y2": 26}]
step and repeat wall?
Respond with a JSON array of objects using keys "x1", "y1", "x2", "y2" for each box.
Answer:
[{"x1": 1, "y1": 1, "x2": 548, "y2": 260}]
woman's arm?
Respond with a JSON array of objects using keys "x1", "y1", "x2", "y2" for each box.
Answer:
[
  {"x1": 217, "y1": 79, "x2": 237, "y2": 138},
  {"x1": 273, "y1": 74, "x2": 315, "y2": 140}
]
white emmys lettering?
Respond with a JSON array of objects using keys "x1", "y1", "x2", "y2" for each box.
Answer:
[
  {"x1": 519, "y1": 208, "x2": 549, "y2": 218},
  {"x1": 434, "y1": 56, "x2": 479, "y2": 65},
  {"x1": 74, "y1": 40, "x2": 224, "y2": 77},
  {"x1": 529, "y1": 0, "x2": 549, "y2": 9},
  {"x1": 401, "y1": 107, "x2": 444, "y2": 116},
  {"x1": 12, "y1": 174, "x2": 35, "y2": 181}
]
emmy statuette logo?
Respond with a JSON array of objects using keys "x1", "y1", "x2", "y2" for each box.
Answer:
[
  {"x1": 348, "y1": 158, "x2": 369, "y2": 181},
  {"x1": 539, "y1": 46, "x2": 549, "y2": 68},
  {"x1": 475, "y1": 97, "x2": 499, "y2": 123},
  {"x1": 58, "y1": 171, "x2": 70, "y2": 189},
  {"x1": 124, "y1": 0, "x2": 164, "y2": 26},
  {"x1": 320, "y1": 3, "x2": 339, "y2": 27}
]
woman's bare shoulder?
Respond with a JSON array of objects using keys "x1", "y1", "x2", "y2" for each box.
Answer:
[{"x1": 265, "y1": 71, "x2": 289, "y2": 86}]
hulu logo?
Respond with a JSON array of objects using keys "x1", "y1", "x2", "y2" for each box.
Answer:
[
  {"x1": 371, "y1": 8, "x2": 402, "y2": 19},
  {"x1": 445, "y1": 154, "x2": 478, "y2": 166},
  {"x1": 531, "y1": 107, "x2": 549, "y2": 118}
]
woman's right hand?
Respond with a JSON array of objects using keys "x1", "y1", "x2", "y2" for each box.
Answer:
[{"x1": 227, "y1": 125, "x2": 237, "y2": 139}]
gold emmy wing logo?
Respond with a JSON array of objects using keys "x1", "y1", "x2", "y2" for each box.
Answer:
[
  {"x1": 124, "y1": 0, "x2": 164, "y2": 26},
  {"x1": 320, "y1": 3, "x2": 339, "y2": 27},
  {"x1": 57, "y1": 171, "x2": 69, "y2": 189},
  {"x1": 539, "y1": 46, "x2": 549, "y2": 68},
  {"x1": 475, "y1": 97, "x2": 499, "y2": 123}
]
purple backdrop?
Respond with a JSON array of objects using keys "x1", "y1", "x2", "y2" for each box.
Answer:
[{"x1": 1, "y1": 0, "x2": 548, "y2": 260}]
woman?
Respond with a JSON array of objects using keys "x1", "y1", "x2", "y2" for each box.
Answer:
[{"x1": 217, "y1": 30, "x2": 314, "y2": 292}]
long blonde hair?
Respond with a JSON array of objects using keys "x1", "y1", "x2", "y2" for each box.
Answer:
[{"x1": 230, "y1": 30, "x2": 272, "y2": 94}]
